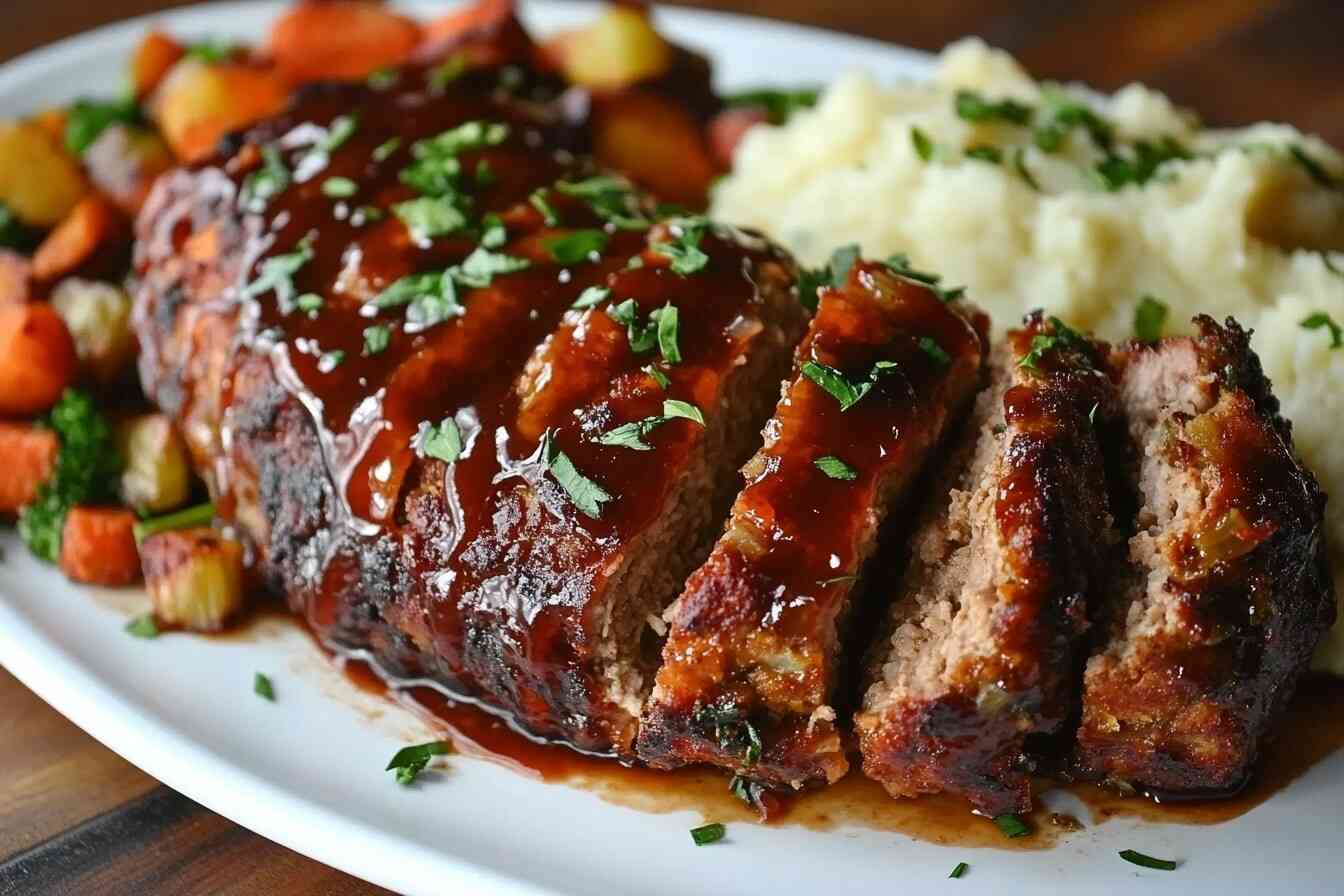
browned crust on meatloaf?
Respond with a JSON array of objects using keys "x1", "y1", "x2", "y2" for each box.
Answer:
[
  {"x1": 636, "y1": 262, "x2": 988, "y2": 789},
  {"x1": 1074, "y1": 315, "x2": 1334, "y2": 794},
  {"x1": 856, "y1": 313, "x2": 1120, "y2": 816},
  {"x1": 133, "y1": 64, "x2": 806, "y2": 756}
]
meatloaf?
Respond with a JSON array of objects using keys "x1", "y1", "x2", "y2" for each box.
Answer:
[
  {"x1": 1074, "y1": 316, "x2": 1334, "y2": 794},
  {"x1": 637, "y1": 261, "x2": 987, "y2": 789},
  {"x1": 133, "y1": 55, "x2": 805, "y2": 754},
  {"x1": 856, "y1": 314, "x2": 1120, "y2": 816}
]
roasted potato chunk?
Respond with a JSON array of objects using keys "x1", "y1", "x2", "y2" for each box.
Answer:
[
  {"x1": 117, "y1": 414, "x2": 192, "y2": 515},
  {"x1": 140, "y1": 527, "x2": 245, "y2": 632},
  {"x1": 50, "y1": 277, "x2": 136, "y2": 385},
  {"x1": 0, "y1": 121, "x2": 87, "y2": 227}
]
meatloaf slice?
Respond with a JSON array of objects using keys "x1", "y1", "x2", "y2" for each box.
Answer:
[
  {"x1": 856, "y1": 314, "x2": 1119, "y2": 816},
  {"x1": 1074, "y1": 315, "x2": 1334, "y2": 795},
  {"x1": 637, "y1": 261, "x2": 987, "y2": 789}
]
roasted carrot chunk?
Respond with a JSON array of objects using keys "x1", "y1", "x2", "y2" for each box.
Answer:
[
  {"x1": 130, "y1": 30, "x2": 187, "y2": 100},
  {"x1": 151, "y1": 60, "x2": 289, "y2": 162},
  {"x1": 268, "y1": 1, "x2": 422, "y2": 83},
  {"x1": 0, "y1": 303, "x2": 77, "y2": 416},
  {"x1": 0, "y1": 249, "x2": 32, "y2": 304},
  {"x1": 593, "y1": 92, "x2": 719, "y2": 207},
  {"x1": 60, "y1": 506, "x2": 141, "y2": 586},
  {"x1": 0, "y1": 423, "x2": 59, "y2": 513},
  {"x1": 31, "y1": 195, "x2": 129, "y2": 284}
]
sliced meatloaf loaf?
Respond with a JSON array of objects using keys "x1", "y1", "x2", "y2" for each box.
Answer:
[
  {"x1": 856, "y1": 314, "x2": 1120, "y2": 816},
  {"x1": 1074, "y1": 316, "x2": 1334, "y2": 794},
  {"x1": 637, "y1": 260, "x2": 987, "y2": 789}
]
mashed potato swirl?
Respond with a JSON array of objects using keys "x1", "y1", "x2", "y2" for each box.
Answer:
[{"x1": 712, "y1": 39, "x2": 1344, "y2": 670}]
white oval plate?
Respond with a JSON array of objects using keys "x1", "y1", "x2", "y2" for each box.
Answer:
[{"x1": 0, "y1": 3, "x2": 1338, "y2": 894}]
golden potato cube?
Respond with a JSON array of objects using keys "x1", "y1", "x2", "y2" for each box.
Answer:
[
  {"x1": 116, "y1": 413, "x2": 192, "y2": 515},
  {"x1": 556, "y1": 7, "x2": 672, "y2": 90},
  {"x1": 0, "y1": 121, "x2": 87, "y2": 227},
  {"x1": 140, "y1": 527, "x2": 245, "y2": 632},
  {"x1": 50, "y1": 277, "x2": 136, "y2": 385}
]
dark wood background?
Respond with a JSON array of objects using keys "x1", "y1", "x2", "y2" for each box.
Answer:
[{"x1": 2, "y1": 2, "x2": 1342, "y2": 894}]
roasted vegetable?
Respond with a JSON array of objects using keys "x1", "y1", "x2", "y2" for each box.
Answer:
[
  {"x1": 0, "y1": 303, "x2": 78, "y2": 416},
  {"x1": 541, "y1": 5, "x2": 672, "y2": 90},
  {"x1": 116, "y1": 414, "x2": 192, "y2": 514},
  {"x1": 50, "y1": 277, "x2": 136, "y2": 384},
  {"x1": 140, "y1": 526, "x2": 245, "y2": 631},
  {"x1": 17, "y1": 389, "x2": 121, "y2": 562},
  {"x1": 64, "y1": 96, "x2": 141, "y2": 156},
  {"x1": 31, "y1": 195, "x2": 130, "y2": 284},
  {"x1": 593, "y1": 92, "x2": 719, "y2": 206},
  {"x1": 150, "y1": 59, "x2": 288, "y2": 162},
  {"x1": 0, "y1": 423, "x2": 59, "y2": 514},
  {"x1": 130, "y1": 30, "x2": 186, "y2": 100},
  {"x1": 268, "y1": 0, "x2": 421, "y2": 84},
  {"x1": 59, "y1": 505, "x2": 140, "y2": 586},
  {"x1": 84, "y1": 124, "x2": 176, "y2": 216},
  {"x1": 0, "y1": 121, "x2": 87, "y2": 227},
  {"x1": 0, "y1": 249, "x2": 32, "y2": 304}
]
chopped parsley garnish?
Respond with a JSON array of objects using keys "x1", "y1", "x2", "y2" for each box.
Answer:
[
  {"x1": 294, "y1": 291, "x2": 322, "y2": 315},
  {"x1": 1012, "y1": 147, "x2": 1040, "y2": 191},
  {"x1": 965, "y1": 145, "x2": 1002, "y2": 165},
  {"x1": 243, "y1": 234, "x2": 314, "y2": 314},
  {"x1": 828, "y1": 244, "x2": 861, "y2": 288},
  {"x1": 595, "y1": 399, "x2": 705, "y2": 450},
  {"x1": 910, "y1": 126, "x2": 935, "y2": 161},
  {"x1": 544, "y1": 229, "x2": 609, "y2": 265},
  {"x1": 797, "y1": 243, "x2": 862, "y2": 311},
  {"x1": 993, "y1": 813, "x2": 1030, "y2": 838},
  {"x1": 132, "y1": 502, "x2": 215, "y2": 544},
  {"x1": 372, "y1": 137, "x2": 401, "y2": 163},
  {"x1": 421, "y1": 417, "x2": 464, "y2": 463},
  {"x1": 18, "y1": 390, "x2": 122, "y2": 562},
  {"x1": 652, "y1": 218, "x2": 710, "y2": 275},
  {"x1": 367, "y1": 67, "x2": 399, "y2": 90},
  {"x1": 125, "y1": 614, "x2": 160, "y2": 639},
  {"x1": 321, "y1": 176, "x2": 357, "y2": 198},
  {"x1": 802, "y1": 360, "x2": 898, "y2": 411},
  {"x1": 954, "y1": 90, "x2": 1033, "y2": 126},
  {"x1": 948, "y1": 862, "x2": 969, "y2": 879},
  {"x1": 454, "y1": 247, "x2": 531, "y2": 288},
  {"x1": 693, "y1": 704, "x2": 763, "y2": 766},
  {"x1": 571, "y1": 285, "x2": 611, "y2": 310},
  {"x1": 1092, "y1": 137, "x2": 1191, "y2": 191},
  {"x1": 386, "y1": 741, "x2": 450, "y2": 785},
  {"x1": 295, "y1": 114, "x2": 358, "y2": 179},
  {"x1": 318, "y1": 350, "x2": 346, "y2": 372},
  {"x1": 480, "y1": 213, "x2": 507, "y2": 248},
  {"x1": 1017, "y1": 317, "x2": 1085, "y2": 371},
  {"x1": 1301, "y1": 311, "x2": 1343, "y2": 348},
  {"x1": 1034, "y1": 91, "x2": 1113, "y2": 153},
  {"x1": 723, "y1": 87, "x2": 821, "y2": 125},
  {"x1": 644, "y1": 364, "x2": 671, "y2": 389},
  {"x1": 1117, "y1": 849, "x2": 1178, "y2": 871},
  {"x1": 556, "y1": 176, "x2": 649, "y2": 230},
  {"x1": 1133, "y1": 295, "x2": 1169, "y2": 342},
  {"x1": 65, "y1": 95, "x2": 140, "y2": 155},
  {"x1": 362, "y1": 324, "x2": 391, "y2": 356},
  {"x1": 728, "y1": 775, "x2": 767, "y2": 811},
  {"x1": 254, "y1": 672, "x2": 275, "y2": 701},
  {"x1": 689, "y1": 823, "x2": 726, "y2": 846},
  {"x1": 542, "y1": 430, "x2": 613, "y2": 519},
  {"x1": 885, "y1": 253, "x2": 965, "y2": 302},
  {"x1": 393, "y1": 195, "x2": 469, "y2": 241},
  {"x1": 183, "y1": 38, "x2": 235, "y2": 63},
  {"x1": 240, "y1": 145, "x2": 291, "y2": 213},
  {"x1": 428, "y1": 54, "x2": 467, "y2": 91},
  {"x1": 417, "y1": 120, "x2": 509, "y2": 160},
  {"x1": 918, "y1": 336, "x2": 951, "y2": 366},
  {"x1": 529, "y1": 189, "x2": 559, "y2": 226},
  {"x1": 372, "y1": 272, "x2": 443, "y2": 309},
  {"x1": 815, "y1": 455, "x2": 857, "y2": 480},
  {"x1": 656, "y1": 303, "x2": 681, "y2": 364},
  {"x1": 371, "y1": 271, "x2": 463, "y2": 330},
  {"x1": 1290, "y1": 145, "x2": 1337, "y2": 188}
]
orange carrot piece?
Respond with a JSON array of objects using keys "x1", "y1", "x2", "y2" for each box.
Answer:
[
  {"x1": 0, "y1": 249, "x2": 32, "y2": 305},
  {"x1": 0, "y1": 422, "x2": 59, "y2": 513},
  {"x1": 151, "y1": 61, "x2": 290, "y2": 163},
  {"x1": 268, "y1": 1, "x2": 422, "y2": 84},
  {"x1": 0, "y1": 303, "x2": 77, "y2": 416},
  {"x1": 60, "y1": 506, "x2": 141, "y2": 586},
  {"x1": 31, "y1": 195, "x2": 128, "y2": 284},
  {"x1": 130, "y1": 30, "x2": 186, "y2": 100},
  {"x1": 30, "y1": 107, "x2": 69, "y2": 145},
  {"x1": 593, "y1": 92, "x2": 719, "y2": 207}
]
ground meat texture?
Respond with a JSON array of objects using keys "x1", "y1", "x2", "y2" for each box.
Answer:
[
  {"x1": 855, "y1": 314, "x2": 1120, "y2": 816},
  {"x1": 1074, "y1": 316, "x2": 1334, "y2": 795},
  {"x1": 132, "y1": 56, "x2": 806, "y2": 756},
  {"x1": 636, "y1": 262, "x2": 987, "y2": 789}
]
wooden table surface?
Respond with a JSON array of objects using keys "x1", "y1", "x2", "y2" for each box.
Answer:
[{"x1": 1, "y1": 2, "x2": 1341, "y2": 894}]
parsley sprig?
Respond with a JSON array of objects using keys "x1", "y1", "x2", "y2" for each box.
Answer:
[
  {"x1": 594, "y1": 400, "x2": 705, "y2": 451},
  {"x1": 541, "y1": 430, "x2": 613, "y2": 519}
]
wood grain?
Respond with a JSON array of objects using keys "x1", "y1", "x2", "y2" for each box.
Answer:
[{"x1": 0, "y1": 2, "x2": 1340, "y2": 894}]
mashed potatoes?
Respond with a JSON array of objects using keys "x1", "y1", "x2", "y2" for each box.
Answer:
[{"x1": 712, "y1": 39, "x2": 1344, "y2": 671}]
